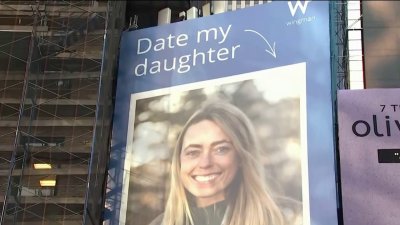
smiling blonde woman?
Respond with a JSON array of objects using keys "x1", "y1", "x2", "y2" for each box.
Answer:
[{"x1": 150, "y1": 101, "x2": 284, "y2": 225}]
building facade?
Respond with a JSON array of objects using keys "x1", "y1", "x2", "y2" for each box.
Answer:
[{"x1": 0, "y1": 1, "x2": 125, "y2": 224}]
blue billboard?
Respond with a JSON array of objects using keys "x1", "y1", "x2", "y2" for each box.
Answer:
[{"x1": 106, "y1": 2, "x2": 338, "y2": 225}]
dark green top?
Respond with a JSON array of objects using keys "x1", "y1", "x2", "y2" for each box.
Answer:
[
  {"x1": 190, "y1": 200, "x2": 228, "y2": 225},
  {"x1": 148, "y1": 200, "x2": 228, "y2": 225}
]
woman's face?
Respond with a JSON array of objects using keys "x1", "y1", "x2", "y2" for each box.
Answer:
[{"x1": 180, "y1": 119, "x2": 239, "y2": 207}]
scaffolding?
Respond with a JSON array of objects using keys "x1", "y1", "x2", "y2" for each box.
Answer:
[
  {"x1": 329, "y1": 2, "x2": 349, "y2": 225},
  {"x1": 331, "y1": 1, "x2": 349, "y2": 90},
  {"x1": 0, "y1": 1, "x2": 125, "y2": 224}
]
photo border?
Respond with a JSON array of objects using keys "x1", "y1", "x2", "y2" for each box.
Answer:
[{"x1": 119, "y1": 62, "x2": 309, "y2": 225}]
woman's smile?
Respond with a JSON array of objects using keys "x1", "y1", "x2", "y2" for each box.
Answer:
[{"x1": 192, "y1": 173, "x2": 220, "y2": 182}]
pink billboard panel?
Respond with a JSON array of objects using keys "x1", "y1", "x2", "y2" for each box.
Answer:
[{"x1": 338, "y1": 88, "x2": 400, "y2": 225}]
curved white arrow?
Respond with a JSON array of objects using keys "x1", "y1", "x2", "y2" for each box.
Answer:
[{"x1": 244, "y1": 29, "x2": 276, "y2": 58}]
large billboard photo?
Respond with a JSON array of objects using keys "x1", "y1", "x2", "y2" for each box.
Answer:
[{"x1": 106, "y1": 2, "x2": 337, "y2": 225}]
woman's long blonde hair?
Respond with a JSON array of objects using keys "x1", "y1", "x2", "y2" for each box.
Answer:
[{"x1": 162, "y1": 101, "x2": 284, "y2": 225}]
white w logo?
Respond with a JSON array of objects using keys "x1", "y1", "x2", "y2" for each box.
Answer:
[{"x1": 288, "y1": 1, "x2": 311, "y2": 17}]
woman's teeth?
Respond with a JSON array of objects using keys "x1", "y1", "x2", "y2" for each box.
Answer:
[{"x1": 194, "y1": 174, "x2": 218, "y2": 182}]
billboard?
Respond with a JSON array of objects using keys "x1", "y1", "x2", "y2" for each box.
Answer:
[
  {"x1": 106, "y1": 2, "x2": 337, "y2": 225},
  {"x1": 338, "y1": 89, "x2": 400, "y2": 225}
]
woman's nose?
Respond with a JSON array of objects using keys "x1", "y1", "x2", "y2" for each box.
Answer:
[{"x1": 198, "y1": 152, "x2": 213, "y2": 168}]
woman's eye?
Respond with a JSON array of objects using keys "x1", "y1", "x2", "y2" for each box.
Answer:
[
  {"x1": 184, "y1": 149, "x2": 200, "y2": 158},
  {"x1": 215, "y1": 146, "x2": 231, "y2": 154}
]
